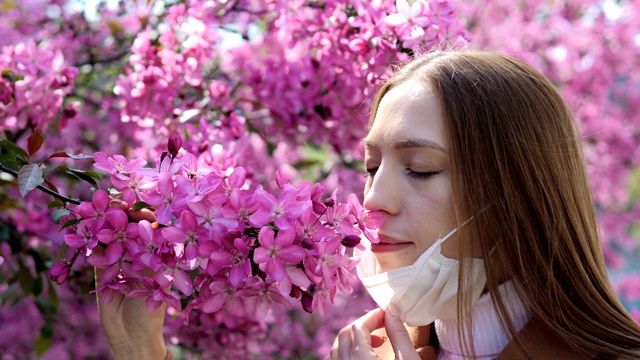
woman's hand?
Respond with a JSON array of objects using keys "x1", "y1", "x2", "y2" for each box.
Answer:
[
  {"x1": 95, "y1": 265, "x2": 168, "y2": 360},
  {"x1": 330, "y1": 304, "x2": 434, "y2": 360}
]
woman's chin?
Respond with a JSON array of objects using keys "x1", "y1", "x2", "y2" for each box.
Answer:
[{"x1": 372, "y1": 252, "x2": 415, "y2": 273}]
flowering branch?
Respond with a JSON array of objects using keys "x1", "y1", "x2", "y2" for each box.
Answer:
[
  {"x1": 51, "y1": 145, "x2": 381, "y2": 319},
  {"x1": 0, "y1": 163, "x2": 81, "y2": 205}
]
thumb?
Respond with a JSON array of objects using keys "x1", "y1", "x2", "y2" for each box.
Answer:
[{"x1": 384, "y1": 304, "x2": 419, "y2": 360}]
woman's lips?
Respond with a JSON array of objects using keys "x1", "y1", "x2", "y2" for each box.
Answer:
[{"x1": 370, "y1": 242, "x2": 412, "y2": 253}]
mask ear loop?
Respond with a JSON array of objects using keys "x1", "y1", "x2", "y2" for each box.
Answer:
[{"x1": 439, "y1": 227, "x2": 459, "y2": 243}]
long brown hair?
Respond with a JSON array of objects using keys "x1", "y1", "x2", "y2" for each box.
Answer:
[{"x1": 368, "y1": 50, "x2": 640, "y2": 358}]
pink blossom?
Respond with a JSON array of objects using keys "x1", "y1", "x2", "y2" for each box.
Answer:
[
  {"x1": 162, "y1": 210, "x2": 212, "y2": 261},
  {"x1": 64, "y1": 220, "x2": 99, "y2": 250},
  {"x1": 222, "y1": 189, "x2": 257, "y2": 233},
  {"x1": 254, "y1": 227, "x2": 306, "y2": 282},
  {"x1": 348, "y1": 193, "x2": 382, "y2": 244},
  {"x1": 385, "y1": 0, "x2": 431, "y2": 43},
  {"x1": 188, "y1": 199, "x2": 239, "y2": 244},
  {"x1": 140, "y1": 172, "x2": 177, "y2": 224},
  {"x1": 93, "y1": 152, "x2": 147, "y2": 181},
  {"x1": 305, "y1": 235, "x2": 347, "y2": 288},
  {"x1": 295, "y1": 208, "x2": 336, "y2": 248},
  {"x1": 325, "y1": 200, "x2": 360, "y2": 237},
  {"x1": 249, "y1": 184, "x2": 311, "y2": 230},
  {"x1": 91, "y1": 281, "x2": 131, "y2": 304},
  {"x1": 134, "y1": 220, "x2": 166, "y2": 272},
  {"x1": 75, "y1": 190, "x2": 111, "y2": 230},
  {"x1": 209, "y1": 237, "x2": 253, "y2": 286},
  {"x1": 111, "y1": 172, "x2": 154, "y2": 205},
  {"x1": 242, "y1": 279, "x2": 291, "y2": 319},
  {"x1": 155, "y1": 263, "x2": 193, "y2": 296},
  {"x1": 129, "y1": 277, "x2": 181, "y2": 312},
  {"x1": 96, "y1": 209, "x2": 140, "y2": 264},
  {"x1": 202, "y1": 277, "x2": 247, "y2": 316}
]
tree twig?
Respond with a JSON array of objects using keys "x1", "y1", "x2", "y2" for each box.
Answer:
[
  {"x1": 73, "y1": 49, "x2": 130, "y2": 68},
  {"x1": 0, "y1": 163, "x2": 82, "y2": 205}
]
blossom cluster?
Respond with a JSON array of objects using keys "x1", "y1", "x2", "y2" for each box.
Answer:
[
  {"x1": 0, "y1": 40, "x2": 79, "y2": 132},
  {"x1": 1, "y1": 0, "x2": 640, "y2": 358},
  {"x1": 51, "y1": 147, "x2": 381, "y2": 318}
]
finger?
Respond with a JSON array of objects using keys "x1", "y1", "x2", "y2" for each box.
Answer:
[
  {"x1": 384, "y1": 304, "x2": 419, "y2": 360},
  {"x1": 354, "y1": 308, "x2": 385, "y2": 333},
  {"x1": 329, "y1": 346, "x2": 337, "y2": 360},
  {"x1": 93, "y1": 245, "x2": 105, "y2": 286},
  {"x1": 351, "y1": 323, "x2": 372, "y2": 348},
  {"x1": 337, "y1": 328, "x2": 352, "y2": 359}
]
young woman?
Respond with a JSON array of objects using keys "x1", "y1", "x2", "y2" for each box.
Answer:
[
  {"x1": 97, "y1": 50, "x2": 640, "y2": 359},
  {"x1": 330, "y1": 50, "x2": 640, "y2": 359}
]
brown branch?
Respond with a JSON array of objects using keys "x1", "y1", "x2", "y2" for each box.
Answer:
[
  {"x1": 0, "y1": 163, "x2": 82, "y2": 205},
  {"x1": 72, "y1": 49, "x2": 130, "y2": 68}
]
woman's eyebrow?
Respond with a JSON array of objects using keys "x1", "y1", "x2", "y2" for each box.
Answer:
[{"x1": 362, "y1": 138, "x2": 447, "y2": 153}]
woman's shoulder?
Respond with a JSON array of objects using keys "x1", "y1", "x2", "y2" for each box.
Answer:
[{"x1": 497, "y1": 316, "x2": 599, "y2": 360}]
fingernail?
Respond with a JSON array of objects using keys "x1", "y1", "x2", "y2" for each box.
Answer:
[{"x1": 386, "y1": 303, "x2": 399, "y2": 317}]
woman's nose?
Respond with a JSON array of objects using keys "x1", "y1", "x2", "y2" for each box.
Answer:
[{"x1": 363, "y1": 166, "x2": 400, "y2": 216}]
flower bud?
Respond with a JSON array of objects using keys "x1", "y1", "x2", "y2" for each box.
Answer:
[
  {"x1": 167, "y1": 133, "x2": 182, "y2": 158},
  {"x1": 341, "y1": 235, "x2": 361, "y2": 248},
  {"x1": 301, "y1": 237, "x2": 314, "y2": 250},
  {"x1": 301, "y1": 291, "x2": 314, "y2": 313},
  {"x1": 216, "y1": 332, "x2": 230, "y2": 346},
  {"x1": 49, "y1": 261, "x2": 70, "y2": 285},
  {"x1": 323, "y1": 198, "x2": 335, "y2": 207},
  {"x1": 312, "y1": 201, "x2": 326, "y2": 214}
]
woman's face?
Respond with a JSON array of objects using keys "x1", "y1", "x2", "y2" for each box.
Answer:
[{"x1": 363, "y1": 79, "x2": 459, "y2": 272}]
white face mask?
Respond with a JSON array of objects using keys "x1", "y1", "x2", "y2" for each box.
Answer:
[{"x1": 356, "y1": 228, "x2": 487, "y2": 327}]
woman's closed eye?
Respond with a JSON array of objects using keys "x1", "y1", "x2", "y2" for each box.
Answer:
[
  {"x1": 364, "y1": 167, "x2": 378, "y2": 179},
  {"x1": 406, "y1": 169, "x2": 442, "y2": 180},
  {"x1": 364, "y1": 167, "x2": 442, "y2": 180}
]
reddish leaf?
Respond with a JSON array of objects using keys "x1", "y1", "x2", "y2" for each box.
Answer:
[
  {"x1": 18, "y1": 163, "x2": 44, "y2": 197},
  {"x1": 43, "y1": 179, "x2": 60, "y2": 194},
  {"x1": 26, "y1": 129, "x2": 44, "y2": 157},
  {"x1": 42, "y1": 152, "x2": 93, "y2": 162}
]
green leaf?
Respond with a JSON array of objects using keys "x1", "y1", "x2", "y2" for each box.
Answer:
[
  {"x1": 0, "y1": 286, "x2": 20, "y2": 305},
  {"x1": 0, "y1": 138, "x2": 29, "y2": 161},
  {"x1": 29, "y1": 249, "x2": 46, "y2": 273},
  {"x1": 33, "y1": 277, "x2": 43, "y2": 296},
  {"x1": 35, "y1": 296, "x2": 56, "y2": 315},
  {"x1": 34, "y1": 335, "x2": 52, "y2": 358},
  {"x1": 65, "y1": 169, "x2": 98, "y2": 187},
  {"x1": 60, "y1": 218, "x2": 80, "y2": 230},
  {"x1": 52, "y1": 209, "x2": 70, "y2": 224},
  {"x1": 17, "y1": 260, "x2": 34, "y2": 294},
  {"x1": 18, "y1": 163, "x2": 44, "y2": 197},
  {"x1": 55, "y1": 243, "x2": 69, "y2": 261},
  {"x1": 40, "y1": 323, "x2": 54, "y2": 338},
  {"x1": 52, "y1": 165, "x2": 70, "y2": 173},
  {"x1": 83, "y1": 170, "x2": 101, "y2": 180},
  {"x1": 47, "y1": 279, "x2": 59, "y2": 311},
  {"x1": 47, "y1": 201, "x2": 64, "y2": 209},
  {"x1": 132, "y1": 201, "x2": 153, "y2": 212}
]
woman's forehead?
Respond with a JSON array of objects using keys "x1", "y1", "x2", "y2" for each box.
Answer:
[{"x1": 365, "y1": 80, "x2": 447, "y2": 152}]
